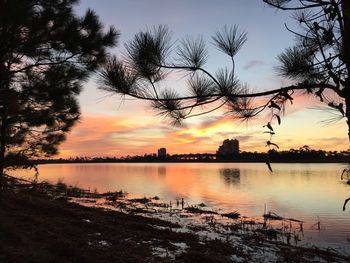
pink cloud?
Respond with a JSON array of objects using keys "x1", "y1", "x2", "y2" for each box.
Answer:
[{"x1": 57, "y1": 89, "x2": 348, "y2": 158}]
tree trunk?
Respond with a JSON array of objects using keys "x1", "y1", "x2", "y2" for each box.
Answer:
[
  {"x1": 342, "y1": 0, "x2": 350, "y2": 142},
  {"x1": 346, "y1": 96, "x2": 350, "y2": 141},
  {"x1": 0, "y1": 112, "x2": 6, "y2": 191},
  {"x1": 0, "y1": 66, "x2": 8, "y2": 191}
]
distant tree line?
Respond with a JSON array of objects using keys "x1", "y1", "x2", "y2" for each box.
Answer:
[{"x1": 38, "y1": 146, "x2": 350, "y2": 164}]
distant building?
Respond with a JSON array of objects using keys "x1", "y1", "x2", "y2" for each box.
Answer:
[
  {"x1": 216, "y1": 139, "x2": 239, "y2": 159},
  {"x1": 158, "y1": 148, "x2": 167, "y2": 158}
]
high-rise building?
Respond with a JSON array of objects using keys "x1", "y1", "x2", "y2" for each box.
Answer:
[
  {"x1": 216, "y1": 139, "x2": 239, "y2": 158},
  {"x1": 158, "y1": 148, "x2": 167, "y2": 158}
]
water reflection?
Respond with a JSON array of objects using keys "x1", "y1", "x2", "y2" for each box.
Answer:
[
  {"x1": 13, "y1": 162, "x2": 350, "y2": 250},
  {"x1": 219, "y1": 168, "x2": 240, "y2": 186},
  {"x1": 158, "y1": 166, "x2": 166, "y2": 177}
]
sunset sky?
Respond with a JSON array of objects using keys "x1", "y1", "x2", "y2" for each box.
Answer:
[{"x1": 58, "y1": 0, "x2": 349, "y2": 158}]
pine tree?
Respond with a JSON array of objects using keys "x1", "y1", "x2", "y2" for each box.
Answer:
[
  {"x1": 98, "y1": 1, "x2": 349, "y2": 149},
  {"x1": 0, "y1": 0, "x2": 118, "y2": 188}
]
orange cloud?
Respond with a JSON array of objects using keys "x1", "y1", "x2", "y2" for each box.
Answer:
[
  {"x1": 57, "y1": 90, "x2": 349, "y2": 158},
  {"x1": 58, "y1": 113, "x2": 164, "y2": 157}
]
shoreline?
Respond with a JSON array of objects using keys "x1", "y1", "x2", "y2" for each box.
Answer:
[
  {"x1": 72, "y1": 191, "x2": 350, "y2": 256},
  {"x1": 1, "y1": 175, "x2": 350, "y2": 262},
  {"x1": 37, "y1": 160, "x2": 350, "y2": 164}
]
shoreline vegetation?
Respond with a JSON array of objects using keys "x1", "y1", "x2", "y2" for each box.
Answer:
[{"x1": 1, "y1": 175, "x2": 350, "y2": 262}]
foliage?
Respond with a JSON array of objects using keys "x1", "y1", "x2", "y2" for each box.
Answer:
[
  {"x1": 98, "y1": 24, "x2": 259, "y2": 126},
  {"x1": 0, "y1": 0, "x2": 119, "y2": 182},
  {"x1": 98, "y1": 1, "x2": 349, "y2": 151},
  {"x1": 264, "y1": 0, "x2": 349, "y2": 127}
]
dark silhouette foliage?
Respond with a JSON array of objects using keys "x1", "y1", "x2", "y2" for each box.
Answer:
[
  {"x1": 263, "y1": 0, "x2": 349, "y2": 136},
  {"x1": 99, "y1": 0, "x2": 349, "y2": 149},
  {"x1": 0, "y1": 0, "x2": 119, "y2": 186}
]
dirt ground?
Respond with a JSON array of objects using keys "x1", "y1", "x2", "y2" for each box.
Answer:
[
  {"x1": 0, "y1": 179, "x2": 349, "y2": 263},
  {"x1": 0, "y1": 187, "x2": 244, "y2": 263}
]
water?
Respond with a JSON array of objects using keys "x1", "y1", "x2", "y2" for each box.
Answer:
[{"x1": 16, "y1": 162, "x2": 350, "y2": 252}]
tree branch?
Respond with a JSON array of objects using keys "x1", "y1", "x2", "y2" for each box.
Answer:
[
  {"x1": 117, "y1": 83, "x2": 338, "y2": 102},
  {"x1": 9, "y1": 52, "x2": 81, "y2": 74},
  {"x1": 263, "y1": 0, "x2": 329, "y2": 11}
]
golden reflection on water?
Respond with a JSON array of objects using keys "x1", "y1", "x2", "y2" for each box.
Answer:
[
  {"x1": 27, "y1": 163, "x2": 347, "y2": 216},
  {"x1": 13, "y1": 162, "x2": 350, "y2": 249}
]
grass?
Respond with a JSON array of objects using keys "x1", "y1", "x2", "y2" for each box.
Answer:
[
  {"x1": 221, "y1": 211, "x2": 240, "y2": 220},
  {"x1": 184, "y1": 206, "x2": 218, "y2": 214}
]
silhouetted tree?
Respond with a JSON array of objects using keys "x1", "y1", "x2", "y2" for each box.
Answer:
[
  {"x1": 0, "y1": 0, "x2": 118, "y2": 188},
  {"x1": 263, "y1": 0, "x2": 349, "y2": 132},
  {"x1": 98, "y1": 1, "x2": 348, "y2": 144}
]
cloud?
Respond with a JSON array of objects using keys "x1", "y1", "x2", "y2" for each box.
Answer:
[
  {"x1": 56, "y1": 93, "x2": 348, "y2": 158},
  {"x1": 303, "y1": 136, "x2": 348, "y2": 150},
  {"x1": 243, "y1": 60, "x2": 265, "y2": 70},
  {"x1": 57, "y1": 111, "x2": 254, "y2": 157},
  {"x1": 58, "y1": 113, "x2": 166, "y2": 157}
]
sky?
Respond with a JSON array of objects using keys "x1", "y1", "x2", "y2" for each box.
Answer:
[{"x1": 57, "y1": 0, "x2": 349, "y2": 158}]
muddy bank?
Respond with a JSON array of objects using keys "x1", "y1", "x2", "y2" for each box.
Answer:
[{"x1": 0, "y1": 176, "x2": 349, "y2": 262}]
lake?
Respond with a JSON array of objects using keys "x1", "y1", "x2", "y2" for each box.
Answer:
[{"x1": 17, "y1": 162, "x2": 350, "y2": 252}]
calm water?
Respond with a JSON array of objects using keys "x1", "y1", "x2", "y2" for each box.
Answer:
[{"x1": 18, "y1": 162, "x2": 350, "y2": 251}]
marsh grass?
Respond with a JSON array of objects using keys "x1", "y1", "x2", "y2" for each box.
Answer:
[
  {"x1": 184, "y1": 206, "x2": 218, "y2": 214},
  {"x1": 221, "y1": 211, "x2": 240, "y2": 220}
]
